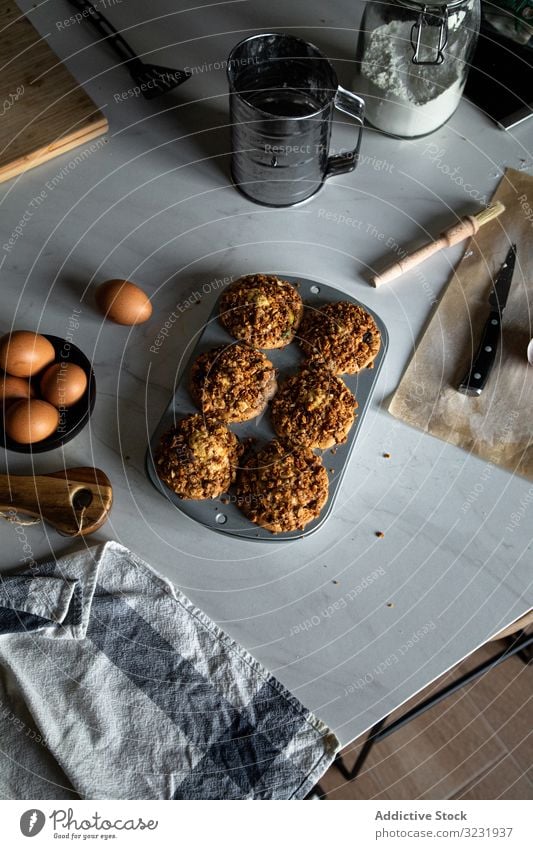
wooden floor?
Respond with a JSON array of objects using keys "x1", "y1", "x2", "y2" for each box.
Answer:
[{"x1": 315, "y1": 637, "x2": 533, "y2": 800}]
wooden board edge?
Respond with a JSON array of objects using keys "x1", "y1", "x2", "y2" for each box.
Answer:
[{"x1": 0, "y1": 115, "x2": 109, "y2": 184}]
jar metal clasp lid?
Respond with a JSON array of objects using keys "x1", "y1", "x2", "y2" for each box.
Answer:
[{"x1": 410, "y1": 4, "x2": 449, "y2": 65}]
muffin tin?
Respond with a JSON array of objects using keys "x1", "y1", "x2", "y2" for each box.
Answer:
[{"x1": 146, "y1": 276, "x2": 388, "y2": 541}]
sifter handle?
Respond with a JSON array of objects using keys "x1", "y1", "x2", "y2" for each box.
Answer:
[{"x1": 326, "y1": 87, "x2": 365, "y2": 178}]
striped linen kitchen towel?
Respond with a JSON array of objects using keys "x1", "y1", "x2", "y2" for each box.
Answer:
[{"x1": 0, "y1": 540, "x2": 339, "y2": 799}]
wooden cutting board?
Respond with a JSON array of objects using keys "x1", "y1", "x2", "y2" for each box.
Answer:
[
  {"x1": 0, "y1": 1, "x2": 108, "y2": 183},
  {"x1": 389, "y1": 168, "x2": 533, "y2": 481}
]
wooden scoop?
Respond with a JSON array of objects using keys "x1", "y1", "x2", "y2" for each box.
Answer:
[{"x1": 0, "y1": 467, "x2": 113, "y2": 536}]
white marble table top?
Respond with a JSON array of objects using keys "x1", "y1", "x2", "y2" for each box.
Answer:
[{"x1": 1, "y1": 0, "x2": 531, "y2": 746}]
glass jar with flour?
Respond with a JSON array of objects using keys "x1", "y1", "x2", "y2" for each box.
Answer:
[{"x1": 355, "y1": 0, "x2": 480, "y2": 138}]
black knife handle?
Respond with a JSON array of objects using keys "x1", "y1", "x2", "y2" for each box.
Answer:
[
  {"x1": 65, "y1": 0, "x2": 142, "y2": 68},
  {"x1": 458, "y1": 310, "x2": 502, "y2": 396}
]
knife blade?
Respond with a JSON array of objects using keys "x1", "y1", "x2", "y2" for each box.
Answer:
[{"x1": 458, "y1": 244, "x2": 517, "y2": 396}]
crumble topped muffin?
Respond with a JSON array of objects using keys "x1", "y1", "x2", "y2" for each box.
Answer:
[
  {"x1": 236, "y1": 440, "x2": 329, "y2": 533},
  {"x1": 155, "y1": 414, "x2": 241, "y2": 500},
  {"x1": 189, "y1": 344, "x2": 277, "y2": 423},
  {"x1": 298, "y1": 301, "x2": 381, "y2": 374},
  {"x1": 218, "y1": 274, "x2": 303, "y2": 349},
  {"x1": 271, "y1": 364, "x2": 358, "y2": 449}
]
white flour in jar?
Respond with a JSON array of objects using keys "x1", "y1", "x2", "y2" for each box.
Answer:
[{"x1": 357, "y1": 9, "x2": 472, "y2": 137}]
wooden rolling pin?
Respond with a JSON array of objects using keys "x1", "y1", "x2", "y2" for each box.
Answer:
[
  {"x1": 371, "y1": 202, "x2": 506, "y2": 288},
  {"x1": 0, "y1": 467, "x2": 113, "y2": 536}
]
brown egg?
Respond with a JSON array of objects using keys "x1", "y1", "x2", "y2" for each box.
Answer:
[
  {"x1": 5, "y1": 399, "x2": 60, "y2": 444},
  {"x1": 0, "y1": 331, "x2": 55, "y2": 378},
  {"x1": 0, "y1": 374, "x2": 34, "y2": 407},
  {"x1": 96, "y1": 279, "x2": 152, "y2": 325},
  {"x1": 40, "y1": 362, "x2": 88, "y2": 408}
]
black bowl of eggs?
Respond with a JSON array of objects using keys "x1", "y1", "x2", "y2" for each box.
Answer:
[{"x1": 0, "y1": 331, "x2": 96, "y2": 453}]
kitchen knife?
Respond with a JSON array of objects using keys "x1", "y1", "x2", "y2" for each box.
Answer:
[{"x1": 458, "y1": 244, "x2": 517, "y2": 396}]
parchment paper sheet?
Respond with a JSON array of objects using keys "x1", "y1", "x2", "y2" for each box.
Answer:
[{"x1": 389, "y1": 168, "x2": 533, "y2": 480}]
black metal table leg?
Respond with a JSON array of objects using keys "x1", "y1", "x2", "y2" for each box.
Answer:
[{"x1": 328, "y1": 630, "x2": 533, "y2": 787}]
